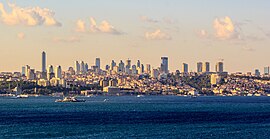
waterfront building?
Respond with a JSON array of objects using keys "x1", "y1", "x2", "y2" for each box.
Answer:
[{"x1": 197, "y1": 62, "x2": 203, "y2": 73}]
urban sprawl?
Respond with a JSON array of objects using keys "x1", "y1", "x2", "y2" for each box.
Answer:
[{"x1": 1, "y1": 51, "x2": 270, "y2": 97}]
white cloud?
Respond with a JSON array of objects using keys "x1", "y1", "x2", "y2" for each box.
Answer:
[
  {"x1": 0, "y1": 2, "x2": 61, "y2": 26},
  {"x1": 89, "y1": 17, "x2": 121, "y2": 34},
  {"x1": 145, "y1": 29, "x2": 172, "y2": 40},
  {"x1": 213, "y1": 16, "x2": 239, "y2": 40},
  {"x1": 53, "y1": 36, "x2": 80, "y2": 43},
  {"x1": 140, "y1": 16, "x2": 159, "y2": 23},
  {"x1": 75, "y1": 17, "x2": 122, "y2": 35},
  {"x1": 17, "y1": 32, "x2": 25, "y2": 39},
  {"x1": 75, "y1": 19, "x2": 86, "y2": 32},
  {"x1": 197, "y1": 29, "x2": 208, "y2": 38}
]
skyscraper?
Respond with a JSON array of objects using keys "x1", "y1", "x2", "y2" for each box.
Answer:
[
  {"x1": 22, "y1": 66, "x2": 26, "y2": 76},
  {"x1": 137, "y1": 60, "x2": 141, "y2": 68},
  {"x1": 80, "y1": 61, "x2": 85, "y2": 73},
  {"x1": 146, "y1": 64, "x2": 151, "y2": 74},
  {"x1": 75, "y1": 61, "x2": 80, "y2": 74},
  {"x1": 255, "y1": 69, "x2": 260, "y2": 76},
  {"x1": 215, "y1": 62, "x2": 224, "y2": 73},
  {"x1": 197, "y1": 62, "x2": 203, "y2": 73},
  {"x1": 111, "y1": 60, "x2": 116, "y2": 70},
  {"x1": 55, "y1": 65, "x2": 62, "y2": 79},
  {"x1": 126, "y1": 59, "x2": 131, "y2": 69},
  {"x1": 161, "y1": 57, "x2": 168, "y2": 73},
  {"x1": 95, "y1": 58, "x2": 100, "y2": 69},
  {"x1": 264, "y1": 67, "x2": 269, "y2": 75},
  {"x1": 42, "y1": 51, "x2": 46, "y2": 73},
  {"x1": 182, "y1": 63, "x2": 188, "y2": 73},
  {"x1": 203, "y1": 62, "x2": 210, "y2": 73},
  {"x1": 119, "y1": 60, "x2": 125, "y2": 72}
]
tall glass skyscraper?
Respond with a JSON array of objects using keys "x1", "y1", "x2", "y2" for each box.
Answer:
[
  {"x1": 161, "y1": 57, "x2": 168, "y2": 73},
  {"x1": 42, "y1": 51, "x2": 46, "y2": 73}
]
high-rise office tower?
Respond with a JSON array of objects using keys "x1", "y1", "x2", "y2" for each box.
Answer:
[
  {"x1": 119, "y1": 60, "x2": 125, "y2": 72},
  {"x1": 146, "y1": 64, "x2": 151, "y2": 74},
  {"x1": 80, "y1": 61, "x2": 85, "y2": 73},
  {"x1": 137, "y1": 60, "x2": 141, "y2": 68},
  {"x1": 22, "y1": 66, "x2": 26, "y2": 76},
  {"x1": 264, "y1": 67, "x2": 269, "y2": 75},
  {"x1": 161, "y1": 57, "x2": 169, "y2": 73},
  {"x1": 126, "y1": 59, "x2": 131, "y2": 69},
  {"x1": 42, "y1": 51, "x2": 46, "y2": 73},
  {"x1": 85, "y1": 63, "x2": 89, "y2": 72},
  {"x1": 55, "y1": 65, "x2": 62, "y2": 79},
  {"x1": 197, "y1": 62, "x2": 203, "y2": 73},
  {"x1": 95, "y1": 58, "x2": 100, "y2": 69},
  {"x1": 47, "y1": 65, "x2": 54, "y2": 80},
  {"x1": 25, "y1": 65, "x2": 30, "y2": 78},
  {"x1": 141, "y1": 64, "x2": 144, "y2": 73},
  {"x1": 215, "y1": 62, "x2": 224, "y2": 73},
  {"x1": 75, "y1": 61, "x2": 80, "y2": 74},
  {"x1": 132, "y1": 65, "x2": 137, "y2": 74},
  {"x1": 111, "y1": 60, "x2": 116, "y2": 70},
  {"x1": 203, "y1": 62, "x2": 210, "y2": 73},
  {"x1": 255, "y1": 69, "x2": 260, "y2": 76},
  {"x1": 182, "y1": 63, "x2": 188, "y2": 73}
]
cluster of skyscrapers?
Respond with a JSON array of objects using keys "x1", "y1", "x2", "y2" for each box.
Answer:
[{"x1": 21, "y1": 51, "x2": 227, "y2": 81}]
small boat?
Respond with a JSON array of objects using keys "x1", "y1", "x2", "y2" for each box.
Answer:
[
  {"x1": 16, "y1": 94, "x2": 29, "y2": 98},
  {"x1": 136, "y1": 95, "x2": 145, "y2": 98},
  {"x1": 190, "y1": 95, "x2": 198, "y2": 98},
  {"x1": 55, "y1": 97, "x2": 86, "y2": 102}
]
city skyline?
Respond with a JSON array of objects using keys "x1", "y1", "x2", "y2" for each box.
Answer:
[{"x1": 0, "y1": 0, "x2": 270, "y2": 72}]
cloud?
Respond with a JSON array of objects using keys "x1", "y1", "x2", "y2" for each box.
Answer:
[
  {"x1": 140, "y1": 16, "x2": 159, "y2": 23},
  {"x1": 213, "y1": 16, "x2": 240, "y2": 40},
  {"x1": 242, "y1": 46, "x2": 255, "y2": 52},
  {"x1": 53, "y1": 36, "x2": 80, "y2": 43},
  {"x1": 75, "y1": 19, "x2": 86, "y2": 32},
  {"x1": 197, "y1": 29, "x2": 208, "y2": 38},
  {"x1": 89, "y1": 17, "x2": 121, "y2": 34},
  {"x1": 145, "y1": 29, "x2": 172, "y2": 40},
  {"x1": 17, "y1": 32, "x2": 25, "y2": 40},
  {"x1": 0, "y1": 2, "x2": 61, "y2": 26},
  {"x1": 75, "y1": 17, "x2": 122, "y2": 35}
]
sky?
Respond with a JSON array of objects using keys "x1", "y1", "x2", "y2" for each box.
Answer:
[{"x1": 0, "y1": 0, "x2": 270, "y2": 73}]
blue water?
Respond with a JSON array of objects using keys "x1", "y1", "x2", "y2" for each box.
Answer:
[{"x1": 0, "y1": 96, "x2": 270, "y2": 138}]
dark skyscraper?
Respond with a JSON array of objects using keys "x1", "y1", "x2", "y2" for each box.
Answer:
[
  {"x1": 161, "y1": 57, "x2": 168, "y2": 73},
  {"x1": 42, "y1": 51, "x2": 46, "y2": 73}
]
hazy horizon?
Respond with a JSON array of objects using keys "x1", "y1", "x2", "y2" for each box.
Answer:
[{"x1": 0, "y1": 0, "x2": 269, "y2": 73}]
